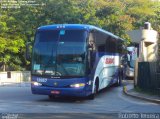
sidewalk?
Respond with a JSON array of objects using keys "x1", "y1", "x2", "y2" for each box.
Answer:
[
  {"x1": 0, "y1": 82, "x2": 31, "y2": 87},
  {"x1": 123, "y1": 84, "x2": 160, "y2": 104}
]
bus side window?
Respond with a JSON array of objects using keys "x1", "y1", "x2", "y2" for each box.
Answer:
[
  {"x1": 105, "y1": 36, "x2": 110, "y2": 53},
  {"x1": 117, "y1": 40, "x2": 124, "y2": 54},
  {"x1": 96, "y1": 32, "x2": 105, "y2": 53},
  {"x1": 88, "y1": 33, "x2": 96, "y2": 51},
  {"x1": 88, "y1": 32, "x2": 96, "y2": 70},
  {"x1": 109, "y1": 38, "x2": 116, "y2": 53}
]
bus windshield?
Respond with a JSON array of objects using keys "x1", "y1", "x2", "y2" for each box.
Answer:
[
  {"x1": 128, "y1": 60, "x2": 135, "y2": 68},
  {"x1": 126, "y1": 46, "x2": 137, "y2": 68},
  {"x1": 32, "y1": 30, "x2": 87, "y2": 77}
]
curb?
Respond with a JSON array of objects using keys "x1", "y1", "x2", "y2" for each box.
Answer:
[{"x1": 123, "y1": 86, "x2": 160, "y2": 104}]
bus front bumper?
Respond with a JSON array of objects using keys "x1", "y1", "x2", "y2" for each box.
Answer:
[{"x1": 31, "y1": 86, "x2": 91, "y2": 97}]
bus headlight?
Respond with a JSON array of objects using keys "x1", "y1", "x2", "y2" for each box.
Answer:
[
  {"x1": 70, "y1": 83, "x2": 85, "y2": 88},
  {"x1": 120, "y1": 65, "x2": 123, "y2": 68},
  {"x1": 32, "y1": 81, "x2": 42, "y2": 86}
]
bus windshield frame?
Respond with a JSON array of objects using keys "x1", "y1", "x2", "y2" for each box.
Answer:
[{"x1": 31, "y1": 29, "x2": 88, "y2": 78}]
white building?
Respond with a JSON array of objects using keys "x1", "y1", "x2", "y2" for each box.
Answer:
[{"x1": 127, "y1": 22, "x2": 159, "y2": 62}]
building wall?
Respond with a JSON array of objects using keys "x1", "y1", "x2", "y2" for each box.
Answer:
[
  {"x1": 128, "y1": 29, "x2": 159, "y2": 62},
  {"x1": 0, "y1": 71, "x2": 31, "y2": 85}
]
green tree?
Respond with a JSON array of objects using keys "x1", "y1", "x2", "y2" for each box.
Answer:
[
  {"x1": 0, "y1": 10, "x2": 25, "y2": 71},
  {"x1": 0, "y1": 0, "x2": 160, "y2": 71},
  {"x1": 124, "y1": 0, "x2": 157, "y2": 29}
]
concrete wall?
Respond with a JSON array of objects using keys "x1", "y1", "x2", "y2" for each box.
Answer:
[
  {"x1": 127, "y1": 30, "x2": 142, "y2": 43},
  {"x1": 128, "y1": 29, "x2": 159, "y2": 62},
  {"x1": 142, "y1": 30, "x2": 159, "y2": 62},
  {"x1": 0, "y1": 71, "x2": 31, "y2": 85}
]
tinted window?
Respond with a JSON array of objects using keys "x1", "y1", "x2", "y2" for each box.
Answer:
[
  {"x1": 105, "y1": 37, "x2": 117, "y2": 53},
  {"x1": 60, "y1": 30, "x2": 87, "y2": 42},
  {"x1": 35, "y1": 30, "x2": 59, "y2": 43},
  {"x1": 32, "y1": 30, "x2": 87, "y2": 77},
  {"x1": 95, "y1": 31, "x2": 106, "y2": 52},
  {"x1": 109, "y1": 38, "x2": 117, "y2": 53},
  {"x1": 117, "y1": 40, "x2": 124, "y2": 54}
]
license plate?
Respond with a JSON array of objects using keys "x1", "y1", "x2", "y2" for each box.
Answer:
[{"x1": 51, "y1": 90, "x2": 60, "y2": 94}]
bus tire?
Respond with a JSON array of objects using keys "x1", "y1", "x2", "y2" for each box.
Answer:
[
  {"x1": 88, "y1": 86, "x2": 96, "y2": 100},
  {"x1": 88, "y1": 79, "x2": 98, "y2": 100},
  {"x1": 48, "y1": 95, "x2": 55, "y2": 99},
  {"x1": 88, "y1": 93, "x2": 95, "y2": 100}
]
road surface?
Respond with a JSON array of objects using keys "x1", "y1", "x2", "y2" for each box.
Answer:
[{"x1": 0, "y1": 80, "x2": 159, "y2": 118}]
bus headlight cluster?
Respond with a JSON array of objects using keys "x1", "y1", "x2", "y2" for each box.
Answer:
[
  {"x1": 87, "y1": 80, "x2": 92, "y2": 85},
  {"x1": 32, "y1": 81, "x2": 42, "y2": 86},
  {"x1": 70, "y1": 83, "x2": 85, "y2": 88}
]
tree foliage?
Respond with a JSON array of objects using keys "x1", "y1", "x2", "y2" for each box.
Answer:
[{"x1": 0, "y1": 0, "x2": 160, "y2": 71}]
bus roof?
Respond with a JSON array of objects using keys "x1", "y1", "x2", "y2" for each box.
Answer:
[
  {"x1": 127, "y1": 46, "x2": 135, "y2": 51},
  {"x1": 37, "y1": 24, "x2": 124, "y2": 41}
]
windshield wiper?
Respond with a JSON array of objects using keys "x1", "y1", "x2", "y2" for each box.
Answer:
[{"x1": 57, "y1": 60, "x2": 69, "y2": 76}]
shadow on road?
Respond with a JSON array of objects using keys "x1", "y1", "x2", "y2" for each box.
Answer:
[
  {"x1": 36, "y1": 96, "x2": 87, "y2": 103},
  {"x1": 35, "y1": 82, "x2": 125, "y2": 103}
]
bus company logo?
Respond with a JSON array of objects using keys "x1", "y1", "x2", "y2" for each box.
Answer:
[
  {"x1": 105, "y1": 58, "x2": 114, "y2": 64},
  {"x1": 54, "y1": 82, "x2": 58, "y2": 86},
  {"x1": 36, "y1": 78, "x2": 47, "y2": 82}
]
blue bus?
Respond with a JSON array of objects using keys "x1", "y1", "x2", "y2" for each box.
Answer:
[
  {"x1": 125, "y1": 46, "x2": 138, "y2": 79},
  {"x1": 29, "y1": 24, "x2": 125, "y2": 99}
]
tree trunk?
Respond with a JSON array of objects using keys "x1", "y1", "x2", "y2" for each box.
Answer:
[{"x1": 2, "y1": 64, "x2": 5, "y2": 72}]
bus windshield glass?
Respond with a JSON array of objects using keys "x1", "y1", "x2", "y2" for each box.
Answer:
[
  {"x1": 32, "y1": 30, "x2": 87, "y2": 77},
  {"x1": 129, "y1": 60, "x2": 135, "y2": 68}
]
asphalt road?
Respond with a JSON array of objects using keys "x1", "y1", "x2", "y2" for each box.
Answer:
[{"x1": 0, "y1": 80, "x2": 159, "y2": 118}]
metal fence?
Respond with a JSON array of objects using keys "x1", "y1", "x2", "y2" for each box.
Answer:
[
  {"x1": 0, "y1": 71, "x2": 31, "y2": 87},
  {"x1": 137, "y1": 62, "x2": 160, "y2": 96}
]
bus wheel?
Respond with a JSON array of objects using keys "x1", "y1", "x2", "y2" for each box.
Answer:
[
  {"x1": 48, "y1": 95, "x2": 55, "y2": 99},
  {"x1": 88, "y1": 82, "x2": 98, "y2": 100}
]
